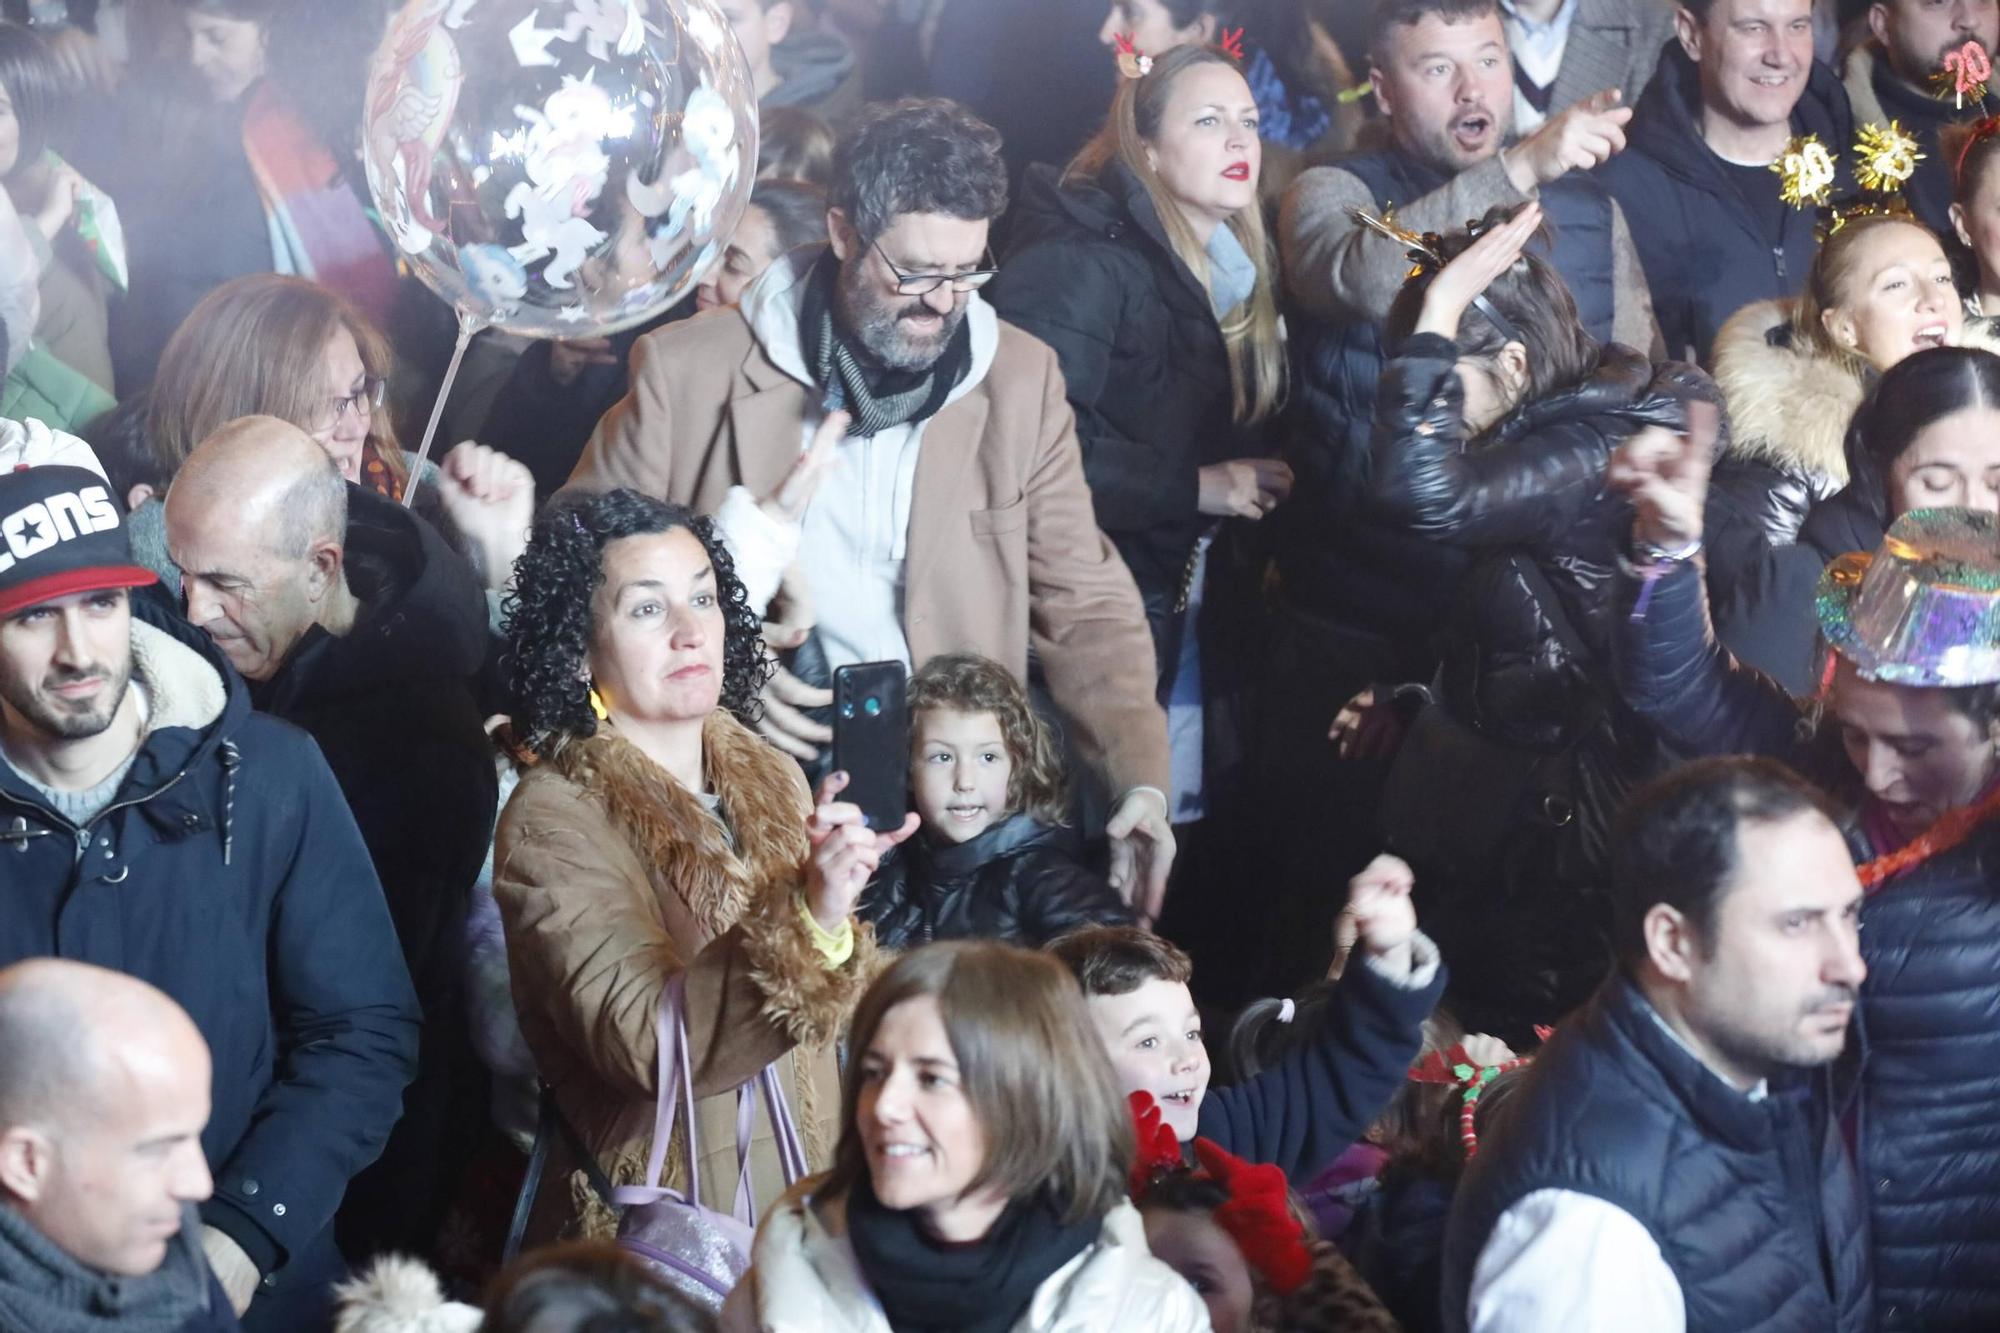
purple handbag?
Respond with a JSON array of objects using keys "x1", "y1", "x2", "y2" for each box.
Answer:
[{"x1": 608, "y1": 973, "x2": 811, "y2": 1309}]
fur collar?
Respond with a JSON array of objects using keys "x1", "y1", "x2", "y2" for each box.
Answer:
[
  {"x1": 1712, "y1": 298, "x2": 1865, "y2": 485},
  {"x1": 547, "y1": 710, "x2": 809, "y2": 940},
  {"x1": 130, "y1": 621, "x2": 226, "y2": 734},
  {"x1": 1715, "y1": 298, "x2": 2000, "y2": 486}
]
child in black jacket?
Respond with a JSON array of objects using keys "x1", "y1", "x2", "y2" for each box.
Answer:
[{"x1": 858, "y1": 653, "x2": 1135, "y2": 951}]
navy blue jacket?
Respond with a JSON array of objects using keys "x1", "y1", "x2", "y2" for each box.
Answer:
[
  {"x1": 1199, "y1": 945, "x2": 1445, "y2": 1184},
  {"x1": 1599, "y1": 44, "x2": 1854, "y2": 363},
  {"x1": 0, "y1": 598, "x2": 419, "y2": 1302},
  {"x1": 1612, "y1": 557, "x2": 2000, "y2": 1329},
  {"x1": 1443, "y1": 975, "x2": 1874, "y2": 1332}
]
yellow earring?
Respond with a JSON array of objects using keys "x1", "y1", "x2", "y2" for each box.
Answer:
[{"x1": 588, "y1": 687, "x2": 610, "y2": 722}]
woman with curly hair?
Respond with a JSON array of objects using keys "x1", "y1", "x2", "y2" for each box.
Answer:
[
  {"x1": 859, "y1": 652, "x2": 1135, "y2": 950},
  {"x1": 493, "y1": 485, "x2": 915, "y2": 1244}
]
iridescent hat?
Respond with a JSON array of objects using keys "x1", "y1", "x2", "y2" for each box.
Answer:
[{"x1": 1816, "y1": 508, "x2": 2000, "y2": 688}]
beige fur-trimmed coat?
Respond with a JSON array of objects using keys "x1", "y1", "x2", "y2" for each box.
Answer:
[
  {"x1": 493, "y1": 710, "x2": 880, "y2": 1243},
  {"x1": 1712, "y1": 297, "x2": 2000, "y2": 514}
]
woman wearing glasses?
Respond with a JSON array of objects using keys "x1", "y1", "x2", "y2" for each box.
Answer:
[{"x1": 115, "y1": 273, "x2": 536, "y2": 601}]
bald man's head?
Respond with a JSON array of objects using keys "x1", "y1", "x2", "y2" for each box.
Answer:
[
  {"x1": 166, "y1": 416, "x2": 350, "y2": 681},
  {"x1": 0, "y1": 960, "x2": 213, "y2": 1276}
]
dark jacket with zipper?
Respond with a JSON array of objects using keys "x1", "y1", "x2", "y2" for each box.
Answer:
[
  {"x1": 986, "y1": 159, "x2": 1267, "y2": 670},
  {"x1": 858, "y1": 812, "x2": 1135, "y2": 952},
  {"x1": 0, "y1": 597, "x2": 419, "y2": 1317},
  {"x1": 1273, "y1": 146, "x2": 1620, "y2": 660},
  {"x1": 1366, "y1": 334, "x2": 1713, "y2": 1031},
  {"x1": 1613, "y1": 555, "x2": 2000, "y2": 1331},
  {"x1": 1199, "y1": 938, "x2": 1447, "y2": 1185},
  {"x1": 1599, "y1": 43, "x2": 1855, "y2": 363},
  {"x1": 249, "y1": 484, "x2": 497, "y2": 1261},
  {"x1": 1441, "y1": 974, "x2": 1875, "y2": 1333}
]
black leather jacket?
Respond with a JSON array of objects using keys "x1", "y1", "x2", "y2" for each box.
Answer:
[
  {"x1": 858, "y1": 814, "x2": 1135, "y2": 952},
  {"x1": 1370, "y1": 332, "x2": 1721, "y2": 749}
]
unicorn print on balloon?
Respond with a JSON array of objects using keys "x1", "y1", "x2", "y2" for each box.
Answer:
[
  {"x1": 365, "y1": 0, "x2": 478, "y2": 255},
  {"x1": 503, "y1": 74, "x2": 623, "y2": 289}
]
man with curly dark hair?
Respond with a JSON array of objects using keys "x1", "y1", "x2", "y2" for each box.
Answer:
[{"x1": 574, "y1": 97, "x2": 1177, "y2": 920}]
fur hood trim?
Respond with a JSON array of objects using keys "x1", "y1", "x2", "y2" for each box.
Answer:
[
  {"x1": 131, "y1": 621, "x2": 226, "y2": 733},
  {"x1": 1712, "y1": 298, "x2": 1865, "y2": 485},
  {"x1": 550, "y1": 711, "x2": 810, "y2": 942},
  {"x1": 331, "y1": 1256, "x2": 480, "y2": 1333},
  {"x1": 549, "y1": 708, "x2": 882, "y2": 1049}
]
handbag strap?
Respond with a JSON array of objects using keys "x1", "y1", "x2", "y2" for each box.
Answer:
[
  {"x1": 503, "y1": 1086, "x2": 559, "y2": 1263},
  {"x1": 622, "y1": 971, "x2": 811, "y2": 1223},
  {"x1": 630, "y1": 973, "x2": 704, "y2": 1205}
]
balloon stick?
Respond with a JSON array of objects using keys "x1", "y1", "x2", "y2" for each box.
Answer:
[{"x1": 401, "y1": 308, "x2": 483, "y2": 508}]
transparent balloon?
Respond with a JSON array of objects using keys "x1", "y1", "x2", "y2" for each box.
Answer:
[{"x1": 362, "y1": 0, "x2": 759, "y2": 340}]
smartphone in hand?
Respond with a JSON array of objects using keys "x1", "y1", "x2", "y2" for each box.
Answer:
[{"x1": 832, "y1": 661, "x2": 909, "y2": 830}]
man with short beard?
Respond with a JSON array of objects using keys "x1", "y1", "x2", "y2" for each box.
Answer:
[
  {"x1": 1255, "y1": 0, "x2": 1658, "y2": 990},
  {"x1": 572, "y1": 98, "x2": 1177, "y2": 919},
  {"x1": 1442, "y1": 757, "x2": 1874, "y2": 1332},
  {"x1": 1842, "y1": 0, "x2": 1998, "y2": 234},
  {"x1": 0, "y1": 457, "x2": 418, "y2": 1330}
]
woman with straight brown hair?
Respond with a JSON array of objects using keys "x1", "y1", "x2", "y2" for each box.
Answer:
[
  {"x1": 147, "y1": 272, "x2": 410, "y2": 496},
  {"x1": 721, "y1": 941, "x2": 1208, "y2": 1332}
]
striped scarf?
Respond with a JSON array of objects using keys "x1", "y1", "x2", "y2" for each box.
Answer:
[{"x1": 797, "y1": 249, "x2": 971, "y2": 437}]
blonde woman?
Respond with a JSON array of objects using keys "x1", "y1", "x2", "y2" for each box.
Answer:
[{"x1": 987, "y1": 42, "x2": 1289, "y2": 844}]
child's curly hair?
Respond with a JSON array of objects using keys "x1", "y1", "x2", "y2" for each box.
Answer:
[{"x1": 908, "y1": 654, "x2": 1069, "y2": 825}]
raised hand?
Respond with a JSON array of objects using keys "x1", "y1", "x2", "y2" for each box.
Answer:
[
  {"x1": 1347, "y1": 853, "x2": 1418, "y2": 970},
  {"x1": 1503, "y1": 88, "x2": 1632, "y2": 191},
  {"x1": 1607, "y1": 398, "x2": 1719, "y2": 551},
  {"x1": 1415, "y1": 202, "x2": 1541, "y2": 341},
  {"x1": 437, "y1": 441, "x2": 537, "y2": 590},
  {"x1": 760, "y1": 410, "x2": 848, "y2": 526}
]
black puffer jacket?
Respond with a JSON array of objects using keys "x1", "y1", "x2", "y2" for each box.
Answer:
[
  {"x1": 1371, "y1": 333, "x2": 1719, "y2": 750},
  {"x1": 987, "y1": 160, "x2": 1270, "y2": 665},
  {"x1": 1612, "y1": 556, "x2": 2000, "y2": 1332},
  {"x1": 860, "y1": 814, "x2": 1135, "y2": 952},
  {"x1": 1370, "y1": 335, "x2": 1718, "y2": 1033}
]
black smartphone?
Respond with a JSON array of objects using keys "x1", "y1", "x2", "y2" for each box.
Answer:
[{"x1": 832, "y1": 661, "x2": 910, "y2": 831}]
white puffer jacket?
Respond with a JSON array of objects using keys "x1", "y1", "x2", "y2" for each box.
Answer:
[{"x1": 720, "y1": 1183, "x2": 1211, "y2": 1333}]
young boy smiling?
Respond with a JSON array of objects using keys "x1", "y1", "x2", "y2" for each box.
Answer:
[{"x1": 1050, "y1": 855, "x2": 1444, "y2": 1179}]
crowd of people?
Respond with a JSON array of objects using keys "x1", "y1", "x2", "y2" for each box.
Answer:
[{"x1": 3, "y1": 0, "x2": 2000, "y2": 1330}]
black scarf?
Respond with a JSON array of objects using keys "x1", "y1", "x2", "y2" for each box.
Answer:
[
  {"x1": 797, "y1": 249, "x2": 973, "y2": 438},
  {"x1": 846, "y1": 1179, "x2": 1100, "y2": 1333}
]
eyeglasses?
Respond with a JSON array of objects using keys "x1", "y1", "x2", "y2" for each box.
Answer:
[
  {"x1": 314, "y1": 376, "x2": 387, "y2": 434},
  {"x1": 871, "y1": 239, "x2": 1000, "y2": 296}
]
